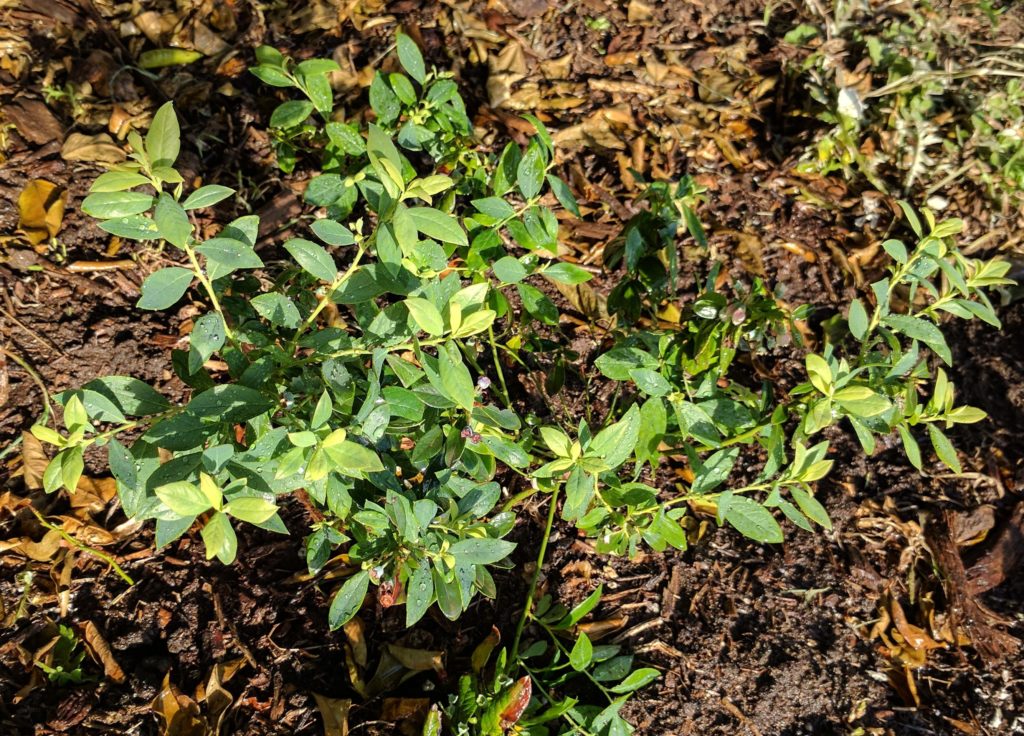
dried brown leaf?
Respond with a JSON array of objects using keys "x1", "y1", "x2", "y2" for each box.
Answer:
[
  {"x1": 81, "y1": 621, "x2": 126, "y2": 683},
  {"x1": 313, "y1": 693, "x2": 351, "y2": 736}
]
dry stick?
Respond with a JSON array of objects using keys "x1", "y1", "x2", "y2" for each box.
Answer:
[{"x1": 27, "y1": 505, "x2": 135, "y2": 586}]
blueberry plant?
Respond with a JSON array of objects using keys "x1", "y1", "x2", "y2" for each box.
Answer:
[{"x1": 30, "y1": 32, "x2": 1012, "y2": 736}]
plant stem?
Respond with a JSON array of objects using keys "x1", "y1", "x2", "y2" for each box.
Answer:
[
  {"x1": 27, "y1": 506, "x2": 134, "y2": 585},
  {"x1": 184, "y1": 244, "x2": 241, "y2": 351},
  {"x1": 511, "y1": 482, "x2": 560, "y2": 657},
  {"x1": 486, "y1": 326, "x2": 513, "y2": 409},
  {"x1": 286, "y1": 244, "x2": 367, "y2": 356}
]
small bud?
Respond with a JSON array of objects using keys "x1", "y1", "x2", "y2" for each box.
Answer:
[
  {"x1": 470, "y1": 432, "x2": 482, "y2": 444},
  {"x1": 460, "y1": 426, "x2": 473, "y2": 439},
  {"x1": 477, "y1": 376, "x2": 491, "y2": 391}
]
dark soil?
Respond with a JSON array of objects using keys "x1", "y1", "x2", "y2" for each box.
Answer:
[{"x1": 2, "y1": 2, "x2": 1024, "y2": 735}]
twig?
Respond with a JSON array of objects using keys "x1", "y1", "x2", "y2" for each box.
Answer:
[{"x1": 27, "y1": 505, "x2": 134, "y2": 585}]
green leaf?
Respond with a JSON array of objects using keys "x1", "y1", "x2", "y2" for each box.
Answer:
[
  {"x1": 154, "y1": 194, "x2": 192, "y2": 248},
  {"x1": 251, "y1": 292, "x2": 301, "y2": 328},
  {"x1": 147, "y1": 101, "x2": 180, "y2": 167},
  {"x1": 325, "y1": 122, "x2": 366, "y2": 156},
  {"x1": 610, "y1": 667, "x2": 660, "y2": 694},
  {"x1": 928, "y1": 424, "x2": 961, "y2": 473},
  {"x1": 224, "y1": 496, "x2": 278, "y2": 524},
  {"x1": 329, "y1": 570, "x2": 370, "y2": 629},
  {"x1": 82, "y1": 191, "x2": 154, "y2": 219},
  {"x1": 588, "y1": 405, "x2": 640, "y2": 469},
  {"x1": 407, "y1": 207, "x2": 467, "y2": 246},
  {"x1": 396, "y1": 33, "x2": 426, "y2": 84},
  {"x1": 156, "y1": 481, "x2": 213, "y2": 516},
  {"x1": 883, "y1": 314, "x2": 952, "y2": 365},
  {"x1": 311, "y1": 219, "x2": 356, "y2": 246},
  {"x1": 848, "y1": 298, "x2": 868, "y2": 340},
  {"x1": 42, "y1": 453, "x2": 64, "y2": 493},
  {"x1": 516, "y1": 283, "x2": 559, "y2": 326},
  {"x1": 594, "y1": 348, "x2": 659, "y2": 381},
  {"x1": 438, "y1": 343, "x2": 475, "y2": 411},
  {"x1": 60, "y1": 447, "x2": 84, "y2": 493},
  {"x1": 833, "y1": 386, "x2": 891, "y2": 417},
  {"x1": 270, "y1": 100, "x2": 314, "y2": 128},
  {"x1": 196, "y1": 237, "x2": 263, "y2": 280},
  {"x1": 480, "y1": 435, "x2": 529, "y2": 467},
  {"x1": 516, "y1": 141, "x2": 546, "y2": 199},
  {"x1": 137, "y1": 267, "x2": 193, "y2": 310},
  {"x1": 250, "y1": 64, "x2": 293, "y2": 87},
  {"x1": 406, "y1": 563, "x2": 434, "y2": 626},
  {"x1": 201, "y1": 511, "x2": 237, "y2": 564},
  {"x1": 563, "y1": 466, "x2": 595, "y2": 520},
  {"x1": 628, "y1": 367, "x2": 670, "y2": 397},
  {"x1": 724, "y1": 495, "x2": 783, "y2": 543},
  {"x1": 691, "y1": 447, "x2": 738, "y2": 495},
  {"x1": 492, "y1": 256, "x2": 528, "y2": 284},
  {"x1": 405, "y1": 297, "x2": 445, "y2": 336},
  {"x1": 570, "y1": 632, "x2": 593, "y2": 671},
  {"x1": 449, "y1": 537, "x2": 516, "y2": 565},
  {"x1": 322, "y1": 439, "x2": 384, "y2": 476},
  {"x1": 543, "y1": 262, "x2": 591, "y2": 285},
  {"x1": 182, "y1": 185, "x2": 234, "y2": 210},
  {"x1": 472, "y1": 196, "x2": 516, "y2": 220},
  {"x1": 285, "y1": 238, "x2": 338, "y2": 282},
  {"x1": 369, "y1": 73, "x2": 401, "y2": 125},
  {"x1": 189, "y1": 312, "x2": 225, "y2": 373},
  {"x1": 898, "y1": 424, "x2": 923, "y2": 469},
  {"x1": 805, "y1": 354, "x2": 833, "y2": 394},
  {"x1": 98, "y1": 215, "x2": 160, "y2": 240},
  {"x1": 545, "y1": 174, "x2": 580, "y2": 217},
  {"x1": 789, "y1": 487, "x2": 832, "y2": 530},
  {"x1": 555, "y1": 585, "x2": 603, "y2": 629},
  {"x1": 187, "y1": 384, "x2": 273, "y2": 422},
  {"x1": 82, "y1": 376, "x2": 169, "y2": 415},
  {"x1": 90, "y1": 171, "x2": 151, "y2": 193}
]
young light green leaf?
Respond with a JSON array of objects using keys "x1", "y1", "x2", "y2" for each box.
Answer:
[
  {"x1": 201, "y1": 511, "x2": 238, "y2": 564},
  {"x1": 405, "y1": 297, "x2": 445, "y2": 336},
  {"x1": 156, "y1": 481, "x2": 213, "y2": 516},
  {"x1": 224, "y1": 496, "x2": 278, "y2": 524}
]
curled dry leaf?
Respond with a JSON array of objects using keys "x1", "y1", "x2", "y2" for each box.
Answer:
[
  {"x1": 151, "y1": 672, "x2": 205, "y2": 736},
  {"x1": 17, "y1": 180, "x2": 67, "y2": 247},
  {"x1": 81, "y1": 620, "x2": 126, "y2": 683}
]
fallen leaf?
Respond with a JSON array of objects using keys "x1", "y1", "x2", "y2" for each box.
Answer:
[
  {"x1": 20, "y1": 431, "x2": 48, "y2": 490},
  {"x1": 151, "y1": 672, "x2": 205, "y2": 736},
  {"x1": 61, "y1": 132, "x2": 126, "y2": 164},
  {"x1": 313, "y1": 693, "x2": 351, "y2": 736},
  {"x1": 17, "y1": 180, "x2": 67, "y2": 246},
  {"x1": 81, "y1": 621, "x2": 125, "y2": 683},
  {"x1": 386, "y1": 644, "x2": 444, "y2": 673}
]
